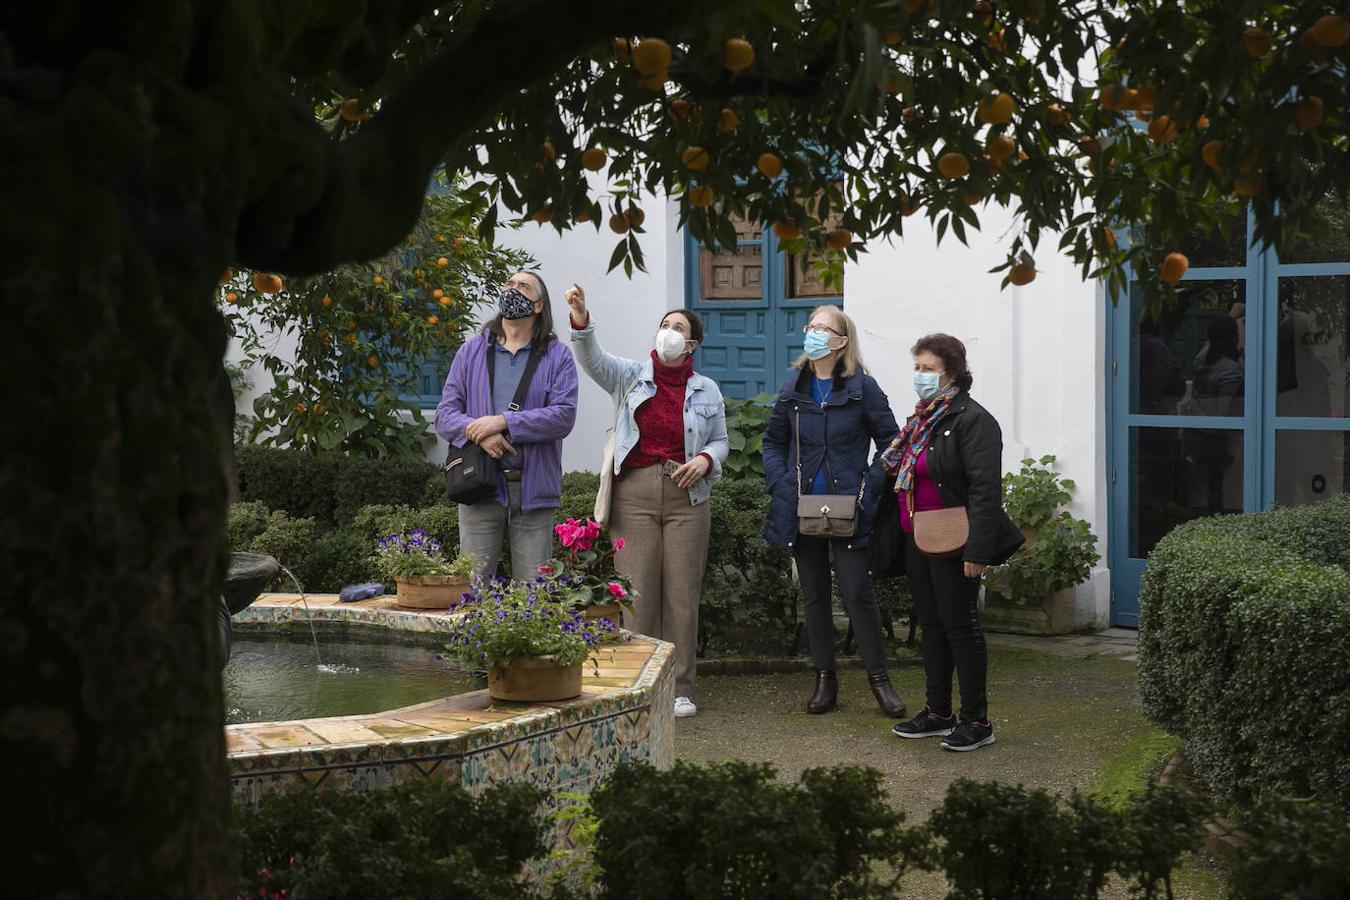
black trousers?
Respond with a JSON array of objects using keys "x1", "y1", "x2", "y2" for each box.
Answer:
[
  {"x1": 905, "y1": 533, "x2": 989, "y2": 722},
  {"x1": 793, "y1": 534, "x2": 889, "y2": 677}
]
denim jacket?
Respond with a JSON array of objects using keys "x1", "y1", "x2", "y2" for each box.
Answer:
[{"x1": 571, "y1": 317, "x2": 729, "y2": 506}]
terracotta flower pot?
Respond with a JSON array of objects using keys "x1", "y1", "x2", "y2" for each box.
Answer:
[
  {"x1": 394, "y1": 573, "x2": 470, "y2": 609},
  {"x1": 488, "y1": 656, "x2": 583, "y2": 702},
  {"x1": 582, "y1": 601, "x2": 624, "y2": 642}
]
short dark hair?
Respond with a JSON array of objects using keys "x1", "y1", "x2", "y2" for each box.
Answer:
[
  {"x1": 912, "y1": 333, "x2": 973, "y2": 391},
  {"x1": 659, "y1": 308, "x2": 704, "y2": 346},
  {"x1": 487, "y1": 271, "x2": 556, "y2": 347}
]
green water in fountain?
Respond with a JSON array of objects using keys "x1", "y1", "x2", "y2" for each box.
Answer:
[{"x1": 224, "y1": 635, "x2": 482, "y2": 725}]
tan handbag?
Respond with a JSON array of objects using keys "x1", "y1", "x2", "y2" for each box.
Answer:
[
  {"x1": 594, "y1": 378, "x2": 640, "y2": 528},
  {"x1": 907, "y1": 490, "x2": 969, "y2": 558},
  {"x1": 795, "y1": 410, "x2": 863, "y2": 538}
]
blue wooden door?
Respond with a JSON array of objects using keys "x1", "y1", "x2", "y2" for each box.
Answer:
[
  {"x1": 685, "y1": 221, "x2": 843, "y2": 400},
  {"x1": 1107, "y1": 197, "x2": 1350, "y2": 625}
]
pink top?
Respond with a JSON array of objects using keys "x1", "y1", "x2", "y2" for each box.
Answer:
[{"x1": 898, "y1": 448, "x2": 945, "y2": 533}]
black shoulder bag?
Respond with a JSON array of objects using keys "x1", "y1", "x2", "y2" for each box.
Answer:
[{"x1": 444, "y1": 340, "x2": 542, "y2": 504}]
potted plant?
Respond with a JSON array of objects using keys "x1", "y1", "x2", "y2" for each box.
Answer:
[
  {"x1": 983, "y1": 456, "x2": 1102, "y2": 634},
  {"x1": 375, "y1": 529, "x2": 475, "y2": 609},
  {"x1": 539, "y1": 517, "x2": 636, "y2": 642},
  {"x1": 444, "y1": 577, "x2": 609, "y2": 701}
]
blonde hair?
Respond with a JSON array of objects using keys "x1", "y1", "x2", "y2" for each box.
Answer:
[{"x1": 794, "y1": 305, "x2": 866, "y2": 376}]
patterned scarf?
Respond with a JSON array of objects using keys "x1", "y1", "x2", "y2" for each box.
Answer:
[{"x1": 880, "y1": 385, "x2": 961, "y2": 491}]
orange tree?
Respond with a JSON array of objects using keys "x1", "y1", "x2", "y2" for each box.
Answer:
[
  {"x1": 4, "y1": 1, "x2": 1348, "y2": 894},
  {"x1": 224, "y1": 173, "x2": 531, "y2": 457}
]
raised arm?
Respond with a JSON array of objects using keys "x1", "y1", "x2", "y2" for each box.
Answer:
[{"x1": 565, "y1": 283, "x2": 640, "y2": 395}]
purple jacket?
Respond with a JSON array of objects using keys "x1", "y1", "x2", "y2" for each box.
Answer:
[{"x1": 435, "y1": 331, "x2": 579, "y2": 510}]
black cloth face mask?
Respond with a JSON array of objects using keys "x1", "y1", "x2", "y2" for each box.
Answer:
[{"x1": 497, "y1": 287, "x2": 536, "y2": 320}]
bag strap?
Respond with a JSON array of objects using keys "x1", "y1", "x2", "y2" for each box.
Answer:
[{"x1": 486, "y1": 336, "x2": 544, "y2": 413}]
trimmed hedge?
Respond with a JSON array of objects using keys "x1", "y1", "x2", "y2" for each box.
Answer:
[
  {"x1": 233, "y1": 763, "x2": 1210, "y2": 899},
  {"x1": 1138, "y1": 496, "x2": 1350, "y2": 809}
]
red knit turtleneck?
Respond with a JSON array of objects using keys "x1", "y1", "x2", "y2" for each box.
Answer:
[{"x1": 624, "y1": 351, "x2": 712, "y2": 473}]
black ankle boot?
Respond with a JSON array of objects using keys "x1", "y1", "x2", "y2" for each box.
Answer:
[
  {"x1": 806, "y1": 669, "x2": 838, "y2": 714},
  {"x1": 868, "y1": 674, "x2": 907, "y2": 719}
]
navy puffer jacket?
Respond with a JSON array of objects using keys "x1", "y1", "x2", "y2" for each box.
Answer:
[{"x1": 762, "y1": 364, "x2": 899, "y2": 551}]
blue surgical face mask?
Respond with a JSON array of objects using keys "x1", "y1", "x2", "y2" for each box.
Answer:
[
  {"x1": 803, "y1": 330, "x2": 834, "y2": 360},
  {"x1": 914, "y1": 371, "x2": 944, "y2": 401}
]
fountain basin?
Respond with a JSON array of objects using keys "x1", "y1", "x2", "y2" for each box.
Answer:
[{"x1": 228, "y1": 593, "x2": 674, "y2": 806}]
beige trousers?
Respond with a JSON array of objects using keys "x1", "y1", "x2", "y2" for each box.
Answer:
[{"x1": 609, "y1": 464, "x2": 711, "y2": 698}]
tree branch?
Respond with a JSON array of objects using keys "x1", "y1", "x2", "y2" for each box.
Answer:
[{"x1": 237, "y1": 0, "x2": 745, "y2": 275}]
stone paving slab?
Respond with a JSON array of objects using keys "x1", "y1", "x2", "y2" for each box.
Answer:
[{"x1": 985, "y1": 627, "x2": 1138, "y2": 661}]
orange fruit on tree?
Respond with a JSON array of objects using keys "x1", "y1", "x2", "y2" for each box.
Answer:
[
  {"x1": 756, "y1": 152, "x2": 783, "y2": 178},
  {"x1": 530, "y1": 205, "x2": 553, "y2": 223},
  {"x1": 987, "y1": 28, "x2": 1006, "y2": 52},
  {"x1": 987, "y1": 134, "x2": 1016, "y2": 162},
  {"x1": 716, "y1": 108, "x2": 738, "y2": 132},
  {"x1": 435, "y1": 233, "x2": 446, "y2": 242},
  {"x1": 1008, "y1": 263, "x2": 1036, "y2": 286},
  {"x1": 667, "y1": 99, "x2": 692, "y2": 122},
  {"x1": 724, "y1": 38, "x2": 754, "y2": 71},
  {"x1": 637, "y1": 73, "x2": 666, "y2": 91},
  {"x1": 1194, "y1": 115, "x2": 1211, "y2": 130},
  {"x1": 773, "y1": 220, "x2": 802, "y2": 240},
  {"x1": 977, "y1": 92, "x2": 1016, "y2": 125},
  {"x1": 937, "y1": 152, "x2": 970, "y2": 178},
  {"x1": 1147, "y1": 115, "x2": 1178, "y2": 143},
  {"x1": 1078, "y1": 135, "x2": 1102, "y2": 155},
  {"x1": 253, "y1": 273, "x2": 283, "y2": 294},
  {"x1": 372, "y1": 274, "x2": 383, "y2": 285},
  {"x1": 338, "y1": 99, "x2": 368, "y2": 122},
  {"x1": 1121, "y1": 88, "x2": 1139, "y2": 109},
  {"x1": 609, "y1": 214, "x2": 630, "y2": 234},
  {"x1": 1098, "y1": 84, "x2": 1123, "y2": 111},
  {"x1": 899, "y1": 195, "x2": 921, "y2": 216},
  {"x1": 1043, "y1": 103, "x2": 1071, "y2": 126},
  {"x1": 1134, "y1": 85, "x2": 1160, "y2": 111},
  {"x1": 973, "y1": 1, "x2": 994, "y2": 24},
  {"x1": 539, "y1": 140, "x2": 556, "y2": 161},
  {"x1": 219, "y1": 267, "x2": 233, "y2": 284},
  {"x1": 1201, "y1": 139, "x2": 1225, "y2": 170},
  {"x1": 293, "y1": 402, "x2": 307, "y2": 414},
  {"x1": 432, "y1": 288, "x2": 444, "y2": 299},
  {"x1": 1235, "y1": 173, "x2": 1263, "y2": 198},
  {"x1": 682, "y1": 146, "x2": 710, "y2": 169},
  {"x1": 1309, "y1": 15, "x2": 1350, "y2": 47},
  {"x1": 321, "y1": 293, "x2": 333, "y2": 307},
  {"x1": 632, "y1": 37, "x2": 672, "y2": 75},
  {"x1": 615, "y1": 37, "x2": 632, "y2": 57},
  {"x1": 687, "y1": 186, "x2": 716, "y2": 208},
  {"x1": 437, "y1": 256, "x2": 449, "y2": 267},
  {"x1": 624, "y1": 207, "x2": 646, "y2": 227},
  {"x1": 224, "y1": 291, "x2": 238, "y2": 304},
  {"x1": 581, "y1": 147, "x2": 607, "y2": 171},
  {"x1": 575, "y1": 210, "x2": 591, "y2": 223},
  {"x1": 367, "y1": 355, "x2": 379, "y2": 369},
  {"x1": 345, "y1": 333, "x2": 357, "y2": 344},
  {"x1": 883, "y1": 30, "x2": 903, "y2": 46},
  {"x1": 313, "y1": 403, "x2": 325, "y2": 415},
  {"x1": 1242, "y1": 26, "x2": 1272, "y2": 58},
  {"x1": 983, "y1": 155, "x2": 1002, "y2": 175},
  {"x1": 453, "y1": 236, "x2": 466, "y2": 252},
  {"x1": 962, "y1": 192, "x2": 982, "y2": 206},
  {"x1": 826, "y1": 228, "x2": 853, "y2": 250},
  {"x1": 427, "y1": 315, "x2": 439, "y2": 326},
  {"x1": 1294, "y1": 96, "x2": 1324, "y2": 130},
  {"x1": 1160, "y1": 252, "x2": 1189, "y2": 283},
  {"x1": 438, "y1": 295, "x2": 452, "y2": 307}
]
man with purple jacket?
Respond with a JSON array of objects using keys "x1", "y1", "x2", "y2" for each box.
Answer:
[{"x1": 436, "y1": 272, "x2": 579, "y2": 580}]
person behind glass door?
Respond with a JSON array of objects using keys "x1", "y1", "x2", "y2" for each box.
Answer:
[
  {"x1": 566, "y1": 284, "x2": 728, "y2": 720},
  {"x1": 883, "y1": 334, "x2": 1023, "y2": 752},
  {"x1": 762, "y1": 306, "x2": 907, "y2": 718},
  {"x1": 435, "y1": 272, "x2": 579, "y2": 581}
]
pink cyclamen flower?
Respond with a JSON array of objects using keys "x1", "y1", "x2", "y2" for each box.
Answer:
[
  {"x1": 607, "y1": 582, "x2": 628, "y2": 600},
  {"x1": 612, "y1": 537, "x2": 625, "y2": 551},
  {"x1": 574, "y1": 539, "x2": 592, "y2": 553},
  {"x1": 583, "y1": 520, "x2": 603, "y2": 539}
]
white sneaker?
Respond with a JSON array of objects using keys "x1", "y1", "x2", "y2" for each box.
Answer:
[{"x1": 673, "y1": 696, "x2": 697, "y2": 718}]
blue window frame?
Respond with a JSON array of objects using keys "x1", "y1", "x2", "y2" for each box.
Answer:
[{"x1": 1106, "y1": 205, "x2": 1350, "y2": 625}]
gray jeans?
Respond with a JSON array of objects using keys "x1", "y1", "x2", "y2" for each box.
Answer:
[{"x1": 457, "y1": 481, "x2": 556, "y2": 581}]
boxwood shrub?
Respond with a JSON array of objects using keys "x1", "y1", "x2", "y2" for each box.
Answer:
[{"x1": 1137, "y1": 496, "x2": 1350, "y2": 810}]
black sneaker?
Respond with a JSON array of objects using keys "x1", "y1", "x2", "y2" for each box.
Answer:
[
  {"x1": 940, "y1": 718, "x2": 996, "y2": 752},
  {"x1": 892, "y1": 706, "x2": 956, "y2": 739}
]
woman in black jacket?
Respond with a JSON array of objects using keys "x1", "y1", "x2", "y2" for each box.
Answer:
[
  {"x1": 880, "y1": 334, "x2": 1022, "y2": 751},
  {"x1": 763, "y1": 306, "x2": 906, "y2": 718}
]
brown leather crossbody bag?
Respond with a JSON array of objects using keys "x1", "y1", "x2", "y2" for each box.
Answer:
[
  {"x1": 906, "y1": 487, "x2": 969, "y2": 558},
  {"x1": 795, "y1": 410, "x2": 864, "y2": 538}
]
